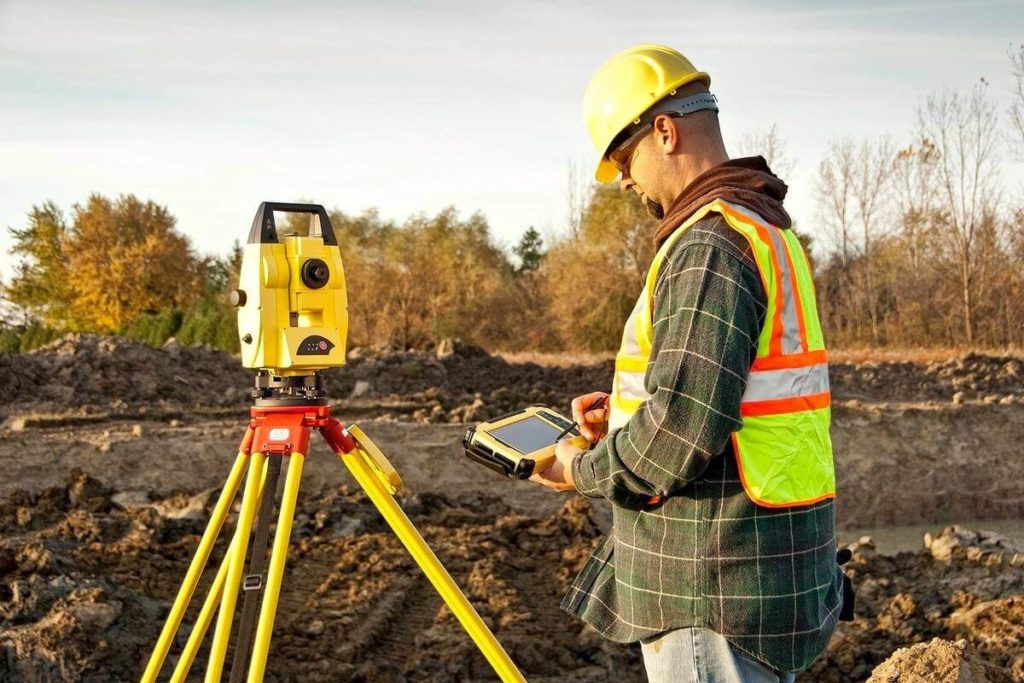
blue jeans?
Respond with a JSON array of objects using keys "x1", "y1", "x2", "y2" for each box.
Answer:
[{"x1": 640, "y1": 627, "x2": 797, "y2": 683}]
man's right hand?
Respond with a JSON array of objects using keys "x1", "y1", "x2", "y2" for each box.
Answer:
[{"x1": 571, "y1": 391, "x2": 611, "y2": 445}]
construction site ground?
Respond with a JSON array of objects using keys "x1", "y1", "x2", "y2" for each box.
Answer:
[{"x1": 1, "y1": 336, "x2": 1023, "y2": 681}]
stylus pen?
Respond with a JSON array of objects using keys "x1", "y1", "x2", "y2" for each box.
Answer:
[{"x1": 555, "y1": 395, "x2": 608, "y2": 441}]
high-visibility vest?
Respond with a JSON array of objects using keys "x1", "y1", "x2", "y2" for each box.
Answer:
[{"x1": 608, "y1": 199, "x2": 835, "y2": 508}]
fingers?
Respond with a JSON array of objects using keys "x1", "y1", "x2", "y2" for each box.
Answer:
[
  {"x1": 529, "y1": 472, "x2": 572, "y2": 492},
  {"x1": 572, "y1": 392, "x2": 610, "y2": 443},
  {"x1": 571, "y1": 396, "x2": 586, "y2": 425}
]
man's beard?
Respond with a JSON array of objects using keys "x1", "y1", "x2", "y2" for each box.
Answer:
[{"x1": 641, "y1": 194, "x2": 665, "y2": 220}]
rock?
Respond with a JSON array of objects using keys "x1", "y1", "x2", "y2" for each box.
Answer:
[
  {"x1": 952, "y1": 391, "x2": 966, "y2": 405},
  {"x1": 867, "y1": 638, "x2": 1010, "y2": 682},
  {"x1": 150, "y1": 489, "x2": 214, "y2": 520},
  {"x1": 67, "y1": 471, "x2": 109, "y2": 511},
  {"x1": 925, "y1": 526, "x2": 1023, "y2": 562},
  {"x1": 435, "y1": 338, "x2": 457, "y2": 361},
  {"x1": 305, "y1": 618, "x2": 325, "y2": 636},
  {"x1": 3, "y1": 416, "x2": 27, "y2": 431},
  {"x1": 350, "y1": 380, "x2": 372, "y2": 399},
  {"x1": 131, "y1": 424, "x2": 144, "y2": 437},
  {"x1": 111, "y1": 490, "x2": 151, "y2": 510}
]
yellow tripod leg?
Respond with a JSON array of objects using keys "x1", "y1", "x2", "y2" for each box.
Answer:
[
  {"x1": 141, "y1": 449, "x2": 250, "y2": 683},
  {"x1": 206, "y1": 451, "x2": 268, "y2": 682},
  {"x1": 248, "y1": 453, "x2": 305, "y2": 682},
  {"x1": 338, "y1": 435, "x2": 526, "y2": 683},
  {"x1": 170, "y1": 466, "x2": 270, "y2": 683}
]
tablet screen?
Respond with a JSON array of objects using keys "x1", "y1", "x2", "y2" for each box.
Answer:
[{"x1": 489, "y1": 416, "x2": 565, "y2": 454}]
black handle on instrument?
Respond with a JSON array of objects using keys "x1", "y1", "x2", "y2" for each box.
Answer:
[{"x1": 247, "y1": 202, "x2": 338, "y2": 246}]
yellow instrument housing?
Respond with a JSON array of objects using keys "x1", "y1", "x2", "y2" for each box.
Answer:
[{"x1": 235, "y1": 203, "x2": 348, "y2": 374}]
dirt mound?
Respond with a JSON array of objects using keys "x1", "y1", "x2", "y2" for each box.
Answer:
[
  {"x1": 2, "y1": 472, "x2": 1022, "y2": 681},
  {"x1": 867, "y1": 638, "x2": 1013, "y2": 682},
  {"x1": 2, "y1": 334, "x2": 1022, "y2": 422},
  {"x1": 0, "y1": 334, "x2": 250, "y2": 417},
  {"x1": 0, "y1": 335, "x2": 608, "y2": 423},
  {"x1": 807, "y1": 528, "x2": 1024, "y2": 682},
  {"x1": 324, "y1": 338, "x2": 611, "y2": 423},
  {"x1": 0, "y1": 471, "x2": 641, "y2": 682},
  {"x1": 829, "y1": 353, "x2": 1024, "y2": 405}
]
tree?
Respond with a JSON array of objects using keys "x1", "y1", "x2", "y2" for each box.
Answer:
[
  {"x1": 63, "y1": 195, "x2": 205, "y2": 331},
  {"x1": 1009, "y1": 43, "x2": 1024, "y2": 162},
  {"x1": 917, "y1": 80, "x2": 1001, "y2": 344},
  {"x1": 735, "y1": 123, "x2": 796, "y2": 180},
  {"x1": 3, "y1": 202, "x2": 73, "y2": 327},
  {"x1": 539, "y1": 185, "x2": 657, "y2": 351},
  {"x1": 513, "y1": 227, "x2": 545, "y2": 272},
  {"x1": 566, "y1": 158, "x2": 592, "y2": 237},
  {"x1": 850, "y1": 137, "x2": 894, "y2": 344},
  {"x1": 816, "y1": 139, "x2": 857, "y2": 265}
]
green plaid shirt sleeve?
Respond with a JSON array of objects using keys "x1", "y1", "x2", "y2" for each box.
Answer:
[
  {"x1": 563, "y1": 216, "x2": 841, "y2": 675},
  {"x1": 571, "y1": 218, "x2": 760, "y2": 504}
]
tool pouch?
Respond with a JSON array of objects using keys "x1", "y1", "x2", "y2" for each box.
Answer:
[{"x1": 837, "y1": 548, "x2": 855, "y2": 621}]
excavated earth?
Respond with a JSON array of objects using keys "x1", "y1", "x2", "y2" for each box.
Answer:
[{"x1": 0, "y1": 335, "x2": 1022, "y2": 681}]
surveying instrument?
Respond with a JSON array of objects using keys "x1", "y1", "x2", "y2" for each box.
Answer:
[{"x1": 141, "y1": 203, "x2": 525, "y2": 682}]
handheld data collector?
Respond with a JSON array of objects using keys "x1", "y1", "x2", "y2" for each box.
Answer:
[{"x1": 463, "y1": 406, "x2": 591, "y2": 480}]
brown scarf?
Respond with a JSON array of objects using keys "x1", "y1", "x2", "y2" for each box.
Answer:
[{"x1": 653, "y1": 156, "x2": 792, "y2": 248}]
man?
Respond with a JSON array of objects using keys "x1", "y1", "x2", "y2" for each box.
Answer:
[{"x1": 529, "y1": 45, "x2": 842, "y2": 681}]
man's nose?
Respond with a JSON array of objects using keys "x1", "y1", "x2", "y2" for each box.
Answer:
[{"x1": 620, "y1": 176, "x2": 634, "y2": 193}]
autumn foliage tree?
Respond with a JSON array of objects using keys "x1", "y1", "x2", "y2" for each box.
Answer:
[
  {"x1": 4, "y1": 194, "x2": 205, "y2": 333},
  {"x1": 537, "y1": 184, "x2": 657, "y2": 351}
]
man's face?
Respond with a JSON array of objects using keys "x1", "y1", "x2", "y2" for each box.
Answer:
[{"x1": 610, "y1": 122, "x2": 667, "y2": 220}]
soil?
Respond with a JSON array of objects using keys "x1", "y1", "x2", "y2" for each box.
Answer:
[{"x1": 1, "y1": 335, "x2": 1022, "y2": 681}]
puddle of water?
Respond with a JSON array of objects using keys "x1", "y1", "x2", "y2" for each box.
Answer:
[{"x1": 839, "y1": 519, "x2": 1024, "y2": 555}]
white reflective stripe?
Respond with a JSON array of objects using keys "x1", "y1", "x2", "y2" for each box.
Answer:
[
  {"x1": 763, "y1": 223, "x2": 802, "y2": 354},
  {"x1": 742, "y1": 363, "x2": 830, "y2": 403},
  {"x1": 620, "y1": 292, "x2": 646, "y2": 355},
  {"x1": 615, "y1": 369, "x2": 649, "y2": 402}
]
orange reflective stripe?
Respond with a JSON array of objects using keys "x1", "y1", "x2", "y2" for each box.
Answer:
[
  {"x1": 748, "y1": 220, "x2": 786, "y2": 355},
  {"x1": 720, "y1": 202, "x2": 811, "y2": 354},
  {"x1": 718, "y1": 204, "x2": 785, "y2": 356},
  {"x1": 740, "y1": 391, "x2": 831, "y2": 417},
  {"x1": 750, "y1": 349, "x2": 827, "y2": 371}
]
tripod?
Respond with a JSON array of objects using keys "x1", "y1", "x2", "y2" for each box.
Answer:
[{"x1": 141, "y1": 377, "x2": 525, "y2": 682}]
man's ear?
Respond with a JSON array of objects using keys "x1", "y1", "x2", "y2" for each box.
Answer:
[{"x1": 652, "y1": 114, "x2": 679, "y2": 154}]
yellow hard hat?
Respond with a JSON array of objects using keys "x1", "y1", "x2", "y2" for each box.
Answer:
[{"x1": 583, "y1": 44, "x2": 711, "y2": 183}]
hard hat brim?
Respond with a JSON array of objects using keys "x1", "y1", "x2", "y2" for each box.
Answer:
[{"x1": 595, "y1": 158, "x2": 620, "y2": 183}]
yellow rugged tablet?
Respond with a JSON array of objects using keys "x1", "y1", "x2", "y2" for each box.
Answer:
[{"x1": 463, "y1": 406, "x2": 591, "y2": 479}]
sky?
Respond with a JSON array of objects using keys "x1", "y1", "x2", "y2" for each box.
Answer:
[{"x1": 2, "y1": 0, "x2": 1022, "y2": 277}]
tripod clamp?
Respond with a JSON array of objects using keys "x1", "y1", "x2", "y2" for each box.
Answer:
[{"x1": 242, "y1": 404, "x2": 402, "y2": 495}]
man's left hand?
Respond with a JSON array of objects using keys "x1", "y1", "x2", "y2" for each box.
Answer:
[{"x1": 528, "y1": 439, "x2": 585, "y2": 492}]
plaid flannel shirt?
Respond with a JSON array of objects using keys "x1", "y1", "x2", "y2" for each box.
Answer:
[{"x1": 563, "y1": 215, "x2": 841, "y2": 674}]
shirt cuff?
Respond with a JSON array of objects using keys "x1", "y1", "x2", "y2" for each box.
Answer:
[{"x1": 572, "y1": 449, "x2": 603, "y2": 499}]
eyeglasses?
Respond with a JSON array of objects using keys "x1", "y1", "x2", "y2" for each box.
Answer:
[{"x1": 608, "y1": 124, "x2": 653, "y2": 177}]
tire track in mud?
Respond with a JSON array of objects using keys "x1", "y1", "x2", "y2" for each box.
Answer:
[{"x1": 370, "y1": 575, "x2": 442, "y2": 670}]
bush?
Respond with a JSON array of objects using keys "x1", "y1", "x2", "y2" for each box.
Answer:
[
  {"x1": 0, "y1": 323, "x2": 61, "y2": 353},
  {"x1": 177, "y1": 297, "x2": 238, "y2": 353},
  {"x1": 122, "y1": 308, "x2": 184, "y2": 347}
]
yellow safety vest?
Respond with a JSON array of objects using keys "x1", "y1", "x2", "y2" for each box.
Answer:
[{"x1": 608, "y1": 199, "x2": 835, "y2": 508}]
